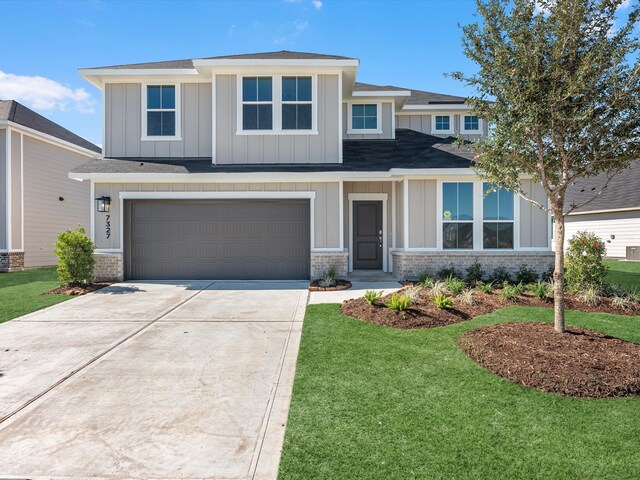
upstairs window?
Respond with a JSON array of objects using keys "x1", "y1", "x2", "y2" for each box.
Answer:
[
  {"x1": 242, "y1": 77, "x2": 273, "y2": 130},
  {"x1": 282, "y1": 76, "x2": 312, "y2": 130},
  {"x1": 351, "y1": 104, "x2": 378, "y2": 131},
  {"x1": 146, "y1": 85, "x2": 176, "y2": 137},
  {"x1": 463, "y1": 115, "x2": 480, "y2": 132},
  {"x1": 483, "y1": 183, "x2": 514, "y2": 249},
  {"x1": 442, "y1": 182, "x2": 474, "y2": 249},
  {"x1": 434, "y1": 115, "x2": 451, "y2": 132}
]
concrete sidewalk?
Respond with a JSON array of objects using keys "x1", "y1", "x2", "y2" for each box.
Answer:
[{"x1": 308, "y1": 281, "x2": 402, "y2": 304}]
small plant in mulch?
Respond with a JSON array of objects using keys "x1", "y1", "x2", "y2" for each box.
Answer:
[
  {"x1": 309, "y1": 265, "x2": 352, "y2": 291},
  {"x1": 444, "y1": 275, "x2": 466, "y2": 295},
  {"x1": 363, "y1": 290, "x2": 383, "y2": 305},
  {"x1": 515, "y1": 265, "x2": 539, "y2": 284},
  {"x1": 385, "y1": 293, "x2": 412, "y2": 312},
  {"x1": 528, "y1": 281, "x2": 553, "y2": 301},
  {"x1": 465, "y1": 260, "x2": 485, "y2": 285},
  {"x1": 475, "y1": 281, "x2": 494, "y2": 294},
  {"x1": 433, "y1": 294, "x2": 454, "y2": 310},
  {"x1": 458, "y1": 322, "x2": 640, "y2": 398}
]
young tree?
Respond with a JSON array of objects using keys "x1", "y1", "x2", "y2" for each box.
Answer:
[{"x1": 451, "y1": 0, "x2": 640, "y2": 332}]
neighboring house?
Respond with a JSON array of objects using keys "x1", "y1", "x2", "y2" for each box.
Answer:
[
  {"x1": 71, "y1": 50, "x2": 552, "y2": 281},
  {"x1": 0, "y1": 101, "x2": 101, "y2": 272},
  {"x1": 564, "y1": 161, "x2": 640, "y2": 259}
]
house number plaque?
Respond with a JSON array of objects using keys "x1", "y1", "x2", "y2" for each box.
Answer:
[{"x1": 105, "y1": 214, "x2": 111, "y2": 239}]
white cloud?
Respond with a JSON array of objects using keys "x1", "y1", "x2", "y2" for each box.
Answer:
[
  {"x1": 0, "y1": 71, "x2": 95, "y2": 114},
  {"x1": 311, "y1": 0, "x2": 323, "y2": 9}
]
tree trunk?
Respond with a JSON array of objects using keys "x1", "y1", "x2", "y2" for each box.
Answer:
[{"x1": 552, "y1": 209, "x2": 566, "y2": 333}]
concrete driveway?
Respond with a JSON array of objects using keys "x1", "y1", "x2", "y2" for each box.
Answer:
[{"x1": 0, "y1": 280, "x2": 308, "y2": 480}]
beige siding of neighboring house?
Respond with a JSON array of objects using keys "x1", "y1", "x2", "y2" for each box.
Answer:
[
  {"x1": 0, "y1": 129, "x2": 6, "y2": 250},
  {"x1": 23, "y1": 136, "x2": 91, "y2": 267},
  {"x1": 105, "y1": 83, "x2": 212, "y2": 158},
  {"x1": 10, "y1": 131, "x2": 22, "y2": 250},
  {"x1": 407, "y1": 179, "x2": 437, "y2": 248},
  {"x1": 519, "y1": 180, "x2": 549, "y2": 248},
  {"x1": 565, "y1": 210, "x2": 640, "y2": 258},
  {"x1": 342, "y1": 102, "x2": 394, "y2": 140},
  {"x1": 396, "y1": 113, "x2": 489, "y2": 141},
  {"x1": 215, "y1": 74, "x2": 340, "y2": 164},
  {"x1": 93, "y1": 182, "x2": 342, "y2": 250}
]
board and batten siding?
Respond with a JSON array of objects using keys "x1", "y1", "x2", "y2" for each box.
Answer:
[
  {"x1": 565, "y1": 210, "x2": 640, "y2": 258},
  {"x1": 519, "y1": 179, "x2": 549, "y2": 248},
  {"x1": 215, "y1": 74, "x2": 340, "y2": 164},
  {"x1": 23, "y1": 136, "x2": 91, "y2": 267},
  {"x1": 0, "y1": 129, "x2": 6, "y2": 250},
  {"x1": 105, "y1": 83, "x2": 212, "y2": 158},
  {"x1": 396, "y1": 114, "x2": 489, "y2": 141},
  {"x1": 93, "y1": 182, "x2": 341, "y2": 250},
  {"x1": 342, "y1": 103, "x2": 394, "y2": 140}
]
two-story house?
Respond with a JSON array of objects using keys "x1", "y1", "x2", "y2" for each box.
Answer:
[{"x1": 71, "y1": 51, "x2": 553, "y2": 281}]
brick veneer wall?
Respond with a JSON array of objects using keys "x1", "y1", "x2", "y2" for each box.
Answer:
[
  {"x1": 0, "y1": 252, "x2": 25, "y2": 272},
  {"x1": 311, "y1": 252, "x2": 349, "y2": 278},
  {"x1": 391, "y1": 251, "x2": 555, "y2": 280},
  {"x1": 94, "y1": 252, "x2": 124, "y2": 282}
]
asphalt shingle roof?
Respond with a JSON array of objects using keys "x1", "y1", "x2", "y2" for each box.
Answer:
[
  {"x1": 0, "y1": 100, "x2": 101, "y2": 153},
  {"x1": 71, "y1": 129, "x2": 474, "y2": 175},
  {"x1": 354, "y1": 81, "x2": 466, "y2": 105},
  {"x1": 566, "y1": 161, "x2": 640, "y2": 214}
]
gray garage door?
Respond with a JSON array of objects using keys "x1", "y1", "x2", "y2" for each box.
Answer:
[{"x1": 124, "y1": 199, "x2": 310, "y2": 280}]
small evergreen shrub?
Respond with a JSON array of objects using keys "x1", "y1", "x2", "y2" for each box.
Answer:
[
  {"x1": 565, "y1": 231, "x2": 608, "y2": 292},
  {"x1": 491, "y1": 265, "x2": 511, "y2": 284},
  {"x1": 319, "y1": 265, "x2": 338, "y2": 288},
  {"x1": 576, "y1": 286, "x2": 601, "y2": 306},
  {"x1": 430, "y1": 280, "x2": 447, "y2": 296},
  {"x1": 437, "y1": 265, "x2": 460, "y2": 280},
  {"x1": 418, "y1": 270, "x2": 433, "y2": 284},
  {"x1": 500, "y1": 283, "x2": 520, "y2": 302},
  {"x1": 363, "y1": 290, "x2": 383, "y2": 305},
  {"x1": 433, "y1": 294, "x2": 454, "y2": 310},
  {"x1": 385, "y1": 293, "x2": 412, "y2": 311},
  {"x1": 54, "y1": 226, "x2": 95, "y2": 285},
  {"x1": 529, "y1": 281, "x2": 552, "y2": 300},
  {"x1": 541, "y1": 264, "x2": 555, "y2": 282},
  {"x1": 420, "y1": 276, "x2": 436, "y2": 289},
  {"x1": 476, "y1": 281, "x2": 494, "y2": 294},
  {"x1": 445, "y1": 275, "x2": 466, "y2": 295},
  {"x1": 515, "y1": 265, "x2": 538, "y2": 284},
  {"x1": 460, "y1": 288, "x2": 475, "y2": 305},
  {"x1": 465, "y1": 260, "x2": 485, "y2": 284}
]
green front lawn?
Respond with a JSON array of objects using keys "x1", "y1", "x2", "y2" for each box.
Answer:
[
  {"x1": 605, "y1": 259, "x2": 640, "y2": 291},
  {"x1": 279, "y1": 305, "x2": 639, "y2": 479},
  {"x1": 0, "y1": 268, "x2": 68, "y2": 323}
]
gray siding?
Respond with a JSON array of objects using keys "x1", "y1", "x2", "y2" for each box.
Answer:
[
  {"x1": 94, "y1": 182, "x2": 341, "y2": 250},
  {"x1": 0, "y1": 129, "x2": 5, "y2": 250},
  {"x1": 23, "y1": 136, "x2": 91, "y2": 267},
  {"x1": 105, "y1": 83, "x2": 212, "y2": 158},
  {"x1": 342, "y1": 102, "x2": 393, "y2": 140},
  {"x1": 395, "y1": 180, "x2": 404, "y2": 248},
  {"x1": 215, "y1": 74, "x2": 340, "y2": 164},
  {"x1": 519, "y1": 180, "x2": 549, "y2": 248},
  {"x1": 396, "y1": 113, "x2": 489, "y2": 141},
  {"x1": 408, "y1": 179, "x2": 437, "y2": 248}
]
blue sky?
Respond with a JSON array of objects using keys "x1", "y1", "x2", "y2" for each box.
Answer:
[{"x1": 1, "y1": 0, "x2": 484, "y2": 147}]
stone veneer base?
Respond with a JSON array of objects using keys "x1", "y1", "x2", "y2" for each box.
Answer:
[
  {"x1": 391, "y1": 250, "x2": 555, "y2": 281},
  {"x1": 94, "y1": 252, "x2": 124, "y2": 282},
  {"x1": 0, "y1": 251, "x2": 25, "y2": 272}
]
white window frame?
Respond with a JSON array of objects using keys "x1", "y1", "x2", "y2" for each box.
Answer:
[
  {"x1": 461, "y1": 114, "x2": 481, "y2": 134},
  {"x1": 141, "y1": 83, "x2": 181, "y2": 141},
  {"x1": 481, "y1": 183, "x2": 515, "y2": 250},
  {"x1": 431, "y1": 114, "x2": 454, "y2": 135},
  {"x1": 281, "y1": 76, "x2": 314, "y2": 132},
  {"x1": 441, "y1": 181, "x2": 474, "y2": 250},
  {"x1": 347, "y1": 102, "x2": 382, "y2": 135},
  {"x1": 236, "y1": 74, "x2": 318, "y2": 135},
  {"x1": 239, "y1": 75, "x2": 275, "y2": 132}
]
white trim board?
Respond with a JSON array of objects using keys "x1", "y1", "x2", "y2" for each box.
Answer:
[
  {"x1": 348, "y1": 193, "x2": 388, "y2": 273},
  {"x1": 140, "y1": 82, "x2": 182, "y2": 142}
]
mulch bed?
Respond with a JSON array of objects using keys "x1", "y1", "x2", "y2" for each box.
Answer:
[
  {"x1": 341, "y1": 287, "x2": 640, "y2": 330},
  {"x1": 46, "y1": 283, "x2": 113, "y2": 296},
  {"x1": 309, "y1": 279, "x2": 352, "y2": 292},
  {"x1": 458, "y1": 322, "x2": 640, "y2": 398}
]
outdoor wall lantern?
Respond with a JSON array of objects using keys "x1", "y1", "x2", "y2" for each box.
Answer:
[{"x1": 95, "y1": 196, "x2": 111, "y2": 213}]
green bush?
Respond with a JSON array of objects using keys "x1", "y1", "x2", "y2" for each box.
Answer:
[
  {"x1": 476, "y1": 281, "x2": 494, "y2": 294},
  {"x1": 491, "y1": 265, "x2": 511, "y2": 284},
  {"x1": 529, "y1": 281, "x2": 552, "y2": 300},
  {"x1": 420, "y1": 276, "x2": 436, "y2": 289},
  {"x1": 515, "y1": 265, "x2": 538, "y2": 284},
  {"x1": 418, "y1": 270, "x2": 432, "y2": 284},
  {"x1": 576, "y1": 286, "x2": 601, "y2": 306},
  {"x1": 319, "y1": 265, "x2": 338, "y2": 288},
  {"x1": 53, "y1": 226, "x2": 95, "y2": 285},
  {"x1": 445, "y1": 275, "x2": 466, "y2": 295},
  {"x1": 433, "y1": 294, "x2": 454, "y2": 310},
  {"x1": 565, "y1": 231, "x2": 608, "y2": 292},
  {"x1": 465, "y1": 260, "x2": 485, "y2": 284},
  {"x1": 500, "y1": 283, "x2": 520, "y2": 302},
  {"x1": 363, "y1": 290, "x2": 383, "y2": 305},
  {"x1": 385, "y1": 293, "x2": 412, "y2": 312},
  {"x1": 437, "y1": 265, "x2": 460, "y2": 280}
]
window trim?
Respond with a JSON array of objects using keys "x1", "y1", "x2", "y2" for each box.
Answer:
[
  {"x1": 141, "y1": 83, "x2": 181, "y2": 141},
  {"x1": 431, "y1": 114, "x2": 454, "y2": 135},
  {"x1": 347, "y1": 101, "x2": 382, "y2": 135},
  {"x1": 282, "y1": 76, "x2": 314, "y2": 131},
  {"x1": 461, "y1": 115, "x2": 482, "y2": 134},
  {"x1": 236, "y1": 74, "x2": 318, "y2": 135},
  {"x1": 482, "y1": 183, "x2": 515, "y2": 250},
  {"x1": 441, "y1": 181, "x2": 474, "y2": 250}
]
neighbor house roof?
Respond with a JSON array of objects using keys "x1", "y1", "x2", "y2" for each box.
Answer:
[
  {"x1": 70, "y1": 129, "x2": 475, "y2": 176},
  {"x1": 566, "y1": 161, "x2": 640, "y2": 214},
  {"x1": 354, "y1": 82, "x2": 466, "y2": 105},
  {"x1": 84, "y1": 51, "x2": 356, "y2": 70},
  {"x1": 0, "y1": 100, "x2": 101, "y2": 154}
]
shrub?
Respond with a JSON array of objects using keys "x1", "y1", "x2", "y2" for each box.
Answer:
[
  {"x1": 418, "y1": 270, "x2": 433, "y2": 284},
  {"x1": 500, "y1": 283, "x2": 520, "y2": 302},
  {"x1": 541, "y1": 264, "x2": 555, "y2": 282},
  {"x1": 405, "y1": 285, "x2": 422, "y2": 301},
  {"x1": 445, "y1": 275, "x2": 466, "y2": 295},
  {"x1": 602, "y1": 283, "x2": 627, "y2": 297},
  {"x1": 476, "y1": 281, "x2": 494, "y2": 294},
  {"x1": 430, "y1": 280, "x2": 447, "y2": 296},
  {"x1": 363, "y1": 290, "x2": 383, "y2": 305},
  {"x1": 491, "y1": 265, "x2": 511, "y2": 284},
  {"x1": 433, "y1": 294, "x2": 454, "y2": 310},
  {"x1": 54, "y1": 226, "x2": 95, "y2": 285},
  {"x1": 565, "y1": 231, "x2": 608, "y2": 292},
  {"x1": 465, "y1": 260, "x2": 485, "y2": 284},
  {"x1": 460, "y1": 288, "x2": 475, "y2": 305},
  {"x1": 318, "y1": 265, "x2": 338, "y2": 288},
  {"x1": 529, "y1": 281, "x2": 552, "y2": 300},
  {"x1": 612, "y1": 294, "x2": 633, "y2": 310},
  {"x1": 437, "y1": 265, "x2": 460, "y2": 280},
  {"x1": 385, "y1": 293, "x2": 412, "y2": 311},
  {"x1": 576, "y1": 286, "x2": 601, "y2": 306},
  {"x1": 420, "y1": 276, "x2": 436, "y2": 289},
  {"x1": 513, "y1": 282, "x2": 527, "y2": 295},
  {"x1": 515, "y1": 265, "x2": 538, "y2": 284}
]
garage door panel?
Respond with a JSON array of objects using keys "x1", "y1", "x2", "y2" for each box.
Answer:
[{"x1": 125, "y1": 200, "x2": 310, "y2": 280}]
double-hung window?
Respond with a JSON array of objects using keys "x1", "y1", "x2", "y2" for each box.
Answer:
[
  {"x1": 351, "y1": 104, "x2": 378, "y2": 131},
  {"x1": 282, "y1": 76, "x2": 312, "y2": 130},
  {"x1": 434, "y1": 115, "x2": 451, "y2": 133},
  {"x1": 145, "y1": 85, "x2": 176, "y2": 137},
  {"x1": 463, "y1": 115, "x2": 480, "y2": 132},
  {"x1": 442, "y1": 182, "x2": 474, "y2": 249},
  {"x1": 483, "y1": 183, "x2": 514, "y2": 249},
  {"x1": 242, "y1": 77, "x2": 273, "y2": 130}
]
